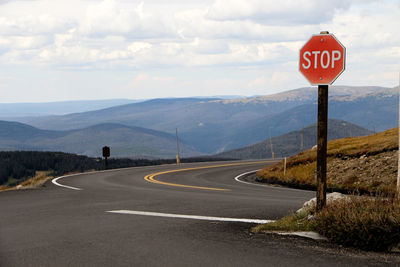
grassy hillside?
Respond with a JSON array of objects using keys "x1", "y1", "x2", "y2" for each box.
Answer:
[
  {"x1": 257, "y1": 128, "x2": 398, "y2": 195},
  {"x1": 217, "y1": 119, "x2": 373, "y2": 159}
]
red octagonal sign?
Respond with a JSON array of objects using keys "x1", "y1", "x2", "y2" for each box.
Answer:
[{"x1": 299, "y1": 33, "x2": 346, "y2": 85}]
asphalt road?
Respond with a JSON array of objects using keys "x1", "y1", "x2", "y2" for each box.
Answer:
[{"x1": 0, "y1": 160, "x2": 399, "y2": 266}]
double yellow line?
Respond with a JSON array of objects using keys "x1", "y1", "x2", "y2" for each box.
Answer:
[{"x1": 144, "y1": 161, "x2": 275, "y2": 191}]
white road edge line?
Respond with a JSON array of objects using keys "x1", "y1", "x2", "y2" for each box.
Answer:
[
  {"x1": 52, "y1": 174, "x2": 83, "y2": 191},
  {"x1": 234, "y1": 169, "x2": 265, "y2": 187},
  {"x1": 50, "y1": 160, "x2": 269, "y2": 191},
  {"x1": 51, "y1": 164, "x2": 157, "y2": 191},
  {"x1": 107, "y1": 210, "x2": 274, "y2": 224},
  {"x1": 50, "y1": 161, "x2": 245, "y2": 191},
  {"x1": 234, "y1": 169, "x2": 314, "y2": 193}
]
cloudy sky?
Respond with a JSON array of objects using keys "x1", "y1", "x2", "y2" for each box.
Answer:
[{"x1": 0, "y1": 0, "x2": 399, "y2": 103}]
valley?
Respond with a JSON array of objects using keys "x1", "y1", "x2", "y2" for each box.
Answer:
[{"x1": 0, "y1": 85, "x2": 398, "y2": 158}]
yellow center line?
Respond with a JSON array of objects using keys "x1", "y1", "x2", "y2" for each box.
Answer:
[{"x1": 144, "y1": 160, "x2": 277, "y2": 191}]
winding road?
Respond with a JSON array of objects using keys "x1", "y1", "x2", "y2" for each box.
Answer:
[{"x1": 0, "y1": 160, "x2": 398, "y2": 266}]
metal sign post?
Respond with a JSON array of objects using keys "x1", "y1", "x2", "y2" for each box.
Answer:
[
  {"x1": 299, "y1": 31, "x2": 346, "y2": 211},
  {"x1": 102, "y1": 146, "x2": 110, "y2": 170},
  {"x1": 317, "y1": 85, "x2": 328, "y2": 210},
  {"x1": 397, "y1": 72, "x2": 400, "y2": 197},
  {"x1": 269, "y1": 127, "x2": 275, "y2": 159},
  {"x1": 176, "y1": 128, "x2": 181, "y2": 164}
]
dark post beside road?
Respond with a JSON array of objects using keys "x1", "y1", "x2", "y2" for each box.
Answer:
[
  {"x1": 102, "y1": 146, "x2": 110, "y2": 170},
  {"x1": 317, "y1": 85, "x2": 328, "y2": 211},
  {"x1": 176, "y1": 128, "x2": 181, "y2": 164}
]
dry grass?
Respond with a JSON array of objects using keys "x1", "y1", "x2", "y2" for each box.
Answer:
[
  {"x1": 254, "y1": 196, "x2": 400, "y2": 252},
  {"x1": 314, "y1": 196, "x2": 400, "y2": 251},
  {"x1": 327, "y1": 128, "x2": 397, "y2": 157},
  {"x1": 0, "y1": 171, "x2": 54, "y2": 192},
  {"x1": 19, "y1": 171, "x2": 54, "y2": 188},
  {"x1": 0, "y1": 185, "x2": 8, "y2": 191},
  {"x1": 0, "y1": 169, "x2": 99, "y2": 192},
  {"x1": 257, "y1": 128, "x2": 400, "y2": 252},
  {"x1": 253, "y1": 211, "x2": 313, "y2": 233},
  {"x1": 257, "y1": 128, "x2": 398, "y2": 194}
]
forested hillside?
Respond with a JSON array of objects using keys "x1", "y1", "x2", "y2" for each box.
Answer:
[{"x1": 0, "y1": 151, "x2": 98, "y2": 186}]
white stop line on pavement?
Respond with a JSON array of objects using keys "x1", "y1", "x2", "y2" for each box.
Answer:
[{"x1": 107, "y1": 210, "x2": 275, "y2": 224}]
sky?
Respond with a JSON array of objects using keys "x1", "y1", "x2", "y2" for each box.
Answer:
[{"x1": 0, "y1": 0, "x2": 399, "y2": 103}]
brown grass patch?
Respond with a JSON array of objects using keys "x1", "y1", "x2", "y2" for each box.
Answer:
[
  {"x1": 0, "y1": 171, "x2": 54, "y2": 192},
  {"x1": 254, "y1": 196, "x2": 400, "y2": 252},
  {"x1": 258, "y1": 128, "x2": 398, "y2": 194},
  {"x1": 313, "y1": 196, "x2": 400, "y2": 251},
  {"x1": 19, "y1": 171, "x2": 54, "y2": 188}
]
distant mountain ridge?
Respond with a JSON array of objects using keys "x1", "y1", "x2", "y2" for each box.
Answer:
[
  {"x1": 0, "y1": 99, "x2": 143, "y2": 117},
  {"x1": 214, "y1": 86, "x2": 389, "y2": 104},
  {"x1": 2, "y1": 85, "x2": 398, "y2": 154},
  {"x1": 216, "y1": 119, "x2": 374, "y2": 159},
  {"x1": 0, "y1": 121, "x2": 199, "y2": 158}
]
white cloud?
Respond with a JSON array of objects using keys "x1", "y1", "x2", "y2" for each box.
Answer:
[
  {"x1": 174, "y1": 6, "x2": 321, "y2": 41},
  {"x1": 128, "y1": 42, "x2": 152, "y2": 53},
  {"x1": 78, "y1": 0, "x2": 177, "y2": 39},
  {"x1": 2, "y1": 0, "x2": 391, "y2": 70},
  {"x1": 128, "y1": 73, "x2": 175, "y2": 92},
  {"x1": 206, "y1": 0, "x2": 353, "y2": 24},
  {"x1": 79, "y1": 0, "x2": 138, "y2": 36},
  {"x1": 130, "y1": 73, "x2": 148, "y2": 87},
  {"x1": 0, "y1": 14, "x2": 74, "y2": 36},
  {"x1": 248, "y1": 72, "x2": 292, "y2": 90},
  {"x1": 0, "y1": 0, "x2": 12, "y2": 5},
  {"x1": 0, "y1": 0, "x2": 398, "y2": 102}
]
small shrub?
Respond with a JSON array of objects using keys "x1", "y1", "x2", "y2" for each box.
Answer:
[
  {"x1": 286, "y1": 162, "x2": 315, "y2": 184},
  {"x1": 312, "y1": 197, "x2": 400, "y2": 251},
  {"x1": 254, "y1": 211, "x2": 313, "y2": 232},
  {"x1": 342, "y1": 174, "x2": 358, "y2": 187}
]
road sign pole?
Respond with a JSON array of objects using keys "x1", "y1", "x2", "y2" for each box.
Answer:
[
  {"x1": 102, "y1": 146, "x2": 110, "y2": 170},
  {"x1": 176, "y1": 128, "x2": 181, "y2": 164},
  {"x1": 397, "y1": 72, "x2": 400, "y2": 197},
  {"x1": 317, "y1": 85, "x2": 328, "y2": 211},
  {"x1": 299, "y1": 31, "x2": 345, "y2": 210}
]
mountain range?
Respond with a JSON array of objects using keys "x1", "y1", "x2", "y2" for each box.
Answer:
[
  {"x1": 0, "y1": 121, "x2": 198, "y2": 158},
  {"x1": 216, "y1": 119, "x2": 374, "y2": 159},
  {"x1": 0, "y1": 99, "x2": 143, "y2": 117},
  {"x1": 1, "y1": 85, "x2": 398, "y2": 156}
]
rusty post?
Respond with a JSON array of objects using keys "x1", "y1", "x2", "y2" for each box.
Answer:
[{"x1": 316, "y1": 85, "x2": 328, "y2": 212}]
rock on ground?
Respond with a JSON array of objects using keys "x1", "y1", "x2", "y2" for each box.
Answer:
[{"x1": 297, "y1": 192, "x2": 348, "y2": 213}]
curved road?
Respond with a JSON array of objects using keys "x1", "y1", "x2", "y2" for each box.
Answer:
[{"x1": 0, "y1": 161, "x2": 398, "y2": 266}]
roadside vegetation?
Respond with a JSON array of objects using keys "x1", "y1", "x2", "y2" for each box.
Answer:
[
  {"x1": 0, "y1": 151, "x2": 232, "y2": 190},
  {"x1": 254, "y1": 196, "x2": 400, "y2": 252},
  {"x1": 256, "y1": 128, "x2": 400, "y2": 252},
  {"x1": 257, "y1": 128, "x2": 398, "y2": 195},
  {"x1": 0, "y1": 171, "x2": 55, "y2": 191}
]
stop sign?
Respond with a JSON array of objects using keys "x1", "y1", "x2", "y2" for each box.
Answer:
[{"x1": 299, "y1": 33, "x2": 346, "y2": 85}]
